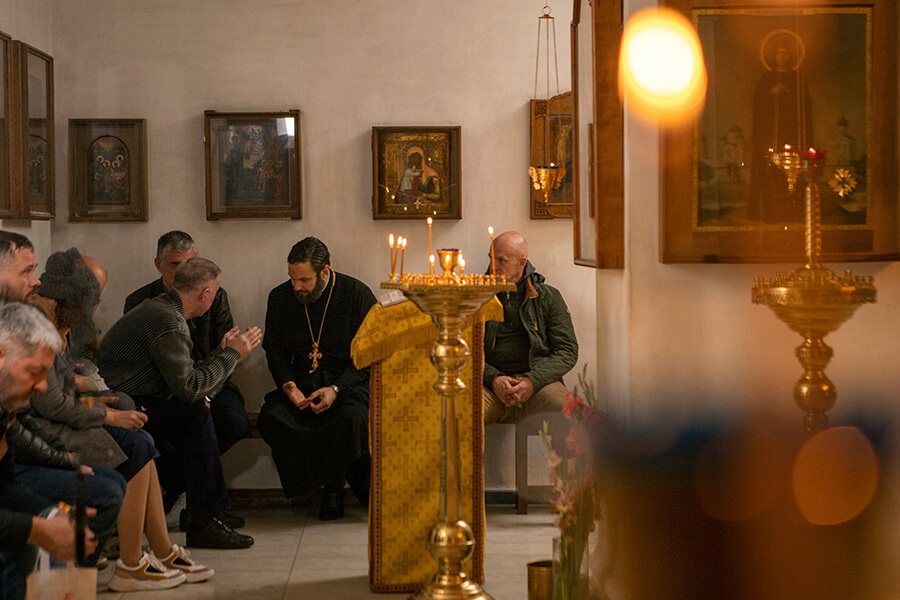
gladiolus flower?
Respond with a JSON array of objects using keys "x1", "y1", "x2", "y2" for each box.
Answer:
[{"x1": 562, "y1": 392, "x2": 587, "y2": 419}]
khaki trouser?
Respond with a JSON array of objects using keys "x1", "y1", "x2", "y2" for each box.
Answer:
[{"x1": 483, "y1": 380, "x2": 570, "y2": 451}]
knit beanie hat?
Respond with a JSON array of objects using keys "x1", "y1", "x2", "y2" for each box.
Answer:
[{"x1": 39, "y1": 247, "x2": 101, "y2": 309}]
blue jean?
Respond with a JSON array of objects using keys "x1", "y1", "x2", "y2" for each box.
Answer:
[{"x1": 13, "y1": 464, "x2": 126, "y2": 567}]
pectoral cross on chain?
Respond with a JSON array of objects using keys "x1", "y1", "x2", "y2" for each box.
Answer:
[{"x1": 309, "y1": 342, "x2": 323, "y2": 373}]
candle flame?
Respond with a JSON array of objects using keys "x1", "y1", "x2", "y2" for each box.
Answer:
[
  {"x1": 401, "y1": 237, "x2": 407, "y2": 248},
  {"x1": 389, "y1": 233, "x2": 394, "y2": 248},
  {"x1": 459, "y1": 255, "x2": 465, "y2": 267},
  {"x1": 488, "y1": 226, "x2": 494, "y2": 236},
  {"x1": 427, "y1": 217, "x2": 433, "y2": 225},
  {"x1": 430, "y1": 254, "x2": 435, "y2": 264}
]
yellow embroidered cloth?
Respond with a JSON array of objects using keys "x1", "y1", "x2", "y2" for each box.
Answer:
[{"x1": 352, "y1": 298, "x2": 501, "y2": 593}]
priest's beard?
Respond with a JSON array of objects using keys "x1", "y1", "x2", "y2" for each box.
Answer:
[{"x1": 295, "y1": 274, "x2": 326, "y2": 304}]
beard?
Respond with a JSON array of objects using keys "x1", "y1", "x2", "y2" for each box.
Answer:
[
  {"x1": 294, "y1": 274, "x2": 326, "y2": 305},
  {"x1": 0, "y1": 282, "x2": 33, "y2": 304}
]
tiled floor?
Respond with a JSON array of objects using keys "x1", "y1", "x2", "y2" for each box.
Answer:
[{"x1": 97, "y1": 501, "x2": 558, "y2": 599}]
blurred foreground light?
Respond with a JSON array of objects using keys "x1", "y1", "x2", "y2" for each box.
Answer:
[
  {"x1": 792, "y1": 426, "x2": 878, "y2": 526},
  {"x1": 694, "y1": 423, "x2": 784, "y2": 522},
  {"x1": 618, "y1": 7, "x2": 707, "y2": 127}
]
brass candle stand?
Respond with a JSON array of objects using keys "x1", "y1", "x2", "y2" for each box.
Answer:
[
  {"x1": 753, "y1": 156, "x2": 875, "y2": 434},
  {"x1": 383, "y1": 252, "x2": 512, "y2": 600}
]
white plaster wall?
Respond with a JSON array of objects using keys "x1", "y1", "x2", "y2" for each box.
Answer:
[{"x1": 35, "y1": 0, "x2": 596, "y2": 490}]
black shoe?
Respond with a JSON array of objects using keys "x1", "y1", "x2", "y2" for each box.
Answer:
[
  {"x1": 318, "y1": 490, "x2": 345, "y2": 521},
  {"x1": 218, "y1": 511, "x2": 245, "y2": 529},
  {"x1": 180, "y1": 510, "x2": 245, "y2": 532},
  {"x1": 186, "y1": 517, "x2": 254, "y2": 549}
]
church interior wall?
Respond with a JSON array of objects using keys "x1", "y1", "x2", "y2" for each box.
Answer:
[
  {"x1": 2, "y1": 0, "x2": 598, "y2": 491},
  {"x1": 5, "y1": 0, "x2": 900, "y2": 496}
]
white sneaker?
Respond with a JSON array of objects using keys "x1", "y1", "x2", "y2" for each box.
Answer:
[
  {"x1": 107, "y1": 552, "x2": 186, "y2": 592},
  {"x1": 154, "y1": 543, "x2": 215, "y2": 583}
]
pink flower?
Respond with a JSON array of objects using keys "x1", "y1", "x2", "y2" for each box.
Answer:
[
  {"x1": 566, "y1": 425, "x2": 589, "y2": 458},
  {"x1": 544, "y1": 449, "x2": 562, "y2": 470},
  {"x1": 562, "y1": 392, "x2": 587, "y2": 419}
]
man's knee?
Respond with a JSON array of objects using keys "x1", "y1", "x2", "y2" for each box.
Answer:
[{"x1": 482, "y1": 388, "x2": 506, "y2": 425}]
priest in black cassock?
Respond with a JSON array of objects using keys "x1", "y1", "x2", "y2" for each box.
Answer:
[{"x1": 257, "y1": 237, "x2": 377, "y2": 520}]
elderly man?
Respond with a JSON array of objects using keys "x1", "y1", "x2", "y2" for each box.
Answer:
[
  {"x1": 124, "y1": 231, "x2": 249, "y2": 459},
  {"x1": 100, "y1": 257, "x2": 262, "y2": 549},
  {"x1": 258, "y1": 237, "x2": 376, "y2": 520},
  {"x1": 0, "y1": 302, "x2": 103, "y2": 598},
  {"x1": 483, "y1": 231, "x2": 578, "y2": 444}
]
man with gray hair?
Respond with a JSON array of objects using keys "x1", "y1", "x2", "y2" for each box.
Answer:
[
  {"x1": 124, "y1": 231, "x2": 249, "y2": 465},
  {"x1": 0, "y1": 302, "x2": 97, "y2": 598},
  {"x1": 100, "y1": 257, "x2": 263, "y2": 549}
]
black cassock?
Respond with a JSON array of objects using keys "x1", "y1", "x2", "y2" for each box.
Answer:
[{"x1": 258, "y1": 270, "x2": 377, "y2": 498}]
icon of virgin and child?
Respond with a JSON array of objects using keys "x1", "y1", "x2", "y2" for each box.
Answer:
[{"x1": 395, "y1": 145, "x2": 442, "y2": 207}]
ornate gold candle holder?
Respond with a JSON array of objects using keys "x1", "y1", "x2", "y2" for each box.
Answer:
[
  {"x1": 753, "y1": 157, "x2": 875, "y2": 434},
  {"x1": 438, "y1": 249, "x2": 462, "y2": 279},
  {"x1": 768, "y1": 146, "x2": 801, "y2": 193},
  {"x1": 382, "y1": 277, "x2": 514, "y2": 600},
  {"x1": 528, "y1": 164, "x2": 567, "y2": 203}
]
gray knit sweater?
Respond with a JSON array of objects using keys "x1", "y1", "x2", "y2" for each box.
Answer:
[{"x1": 98, "y1": 290, "x2": 241, "y2": 403}]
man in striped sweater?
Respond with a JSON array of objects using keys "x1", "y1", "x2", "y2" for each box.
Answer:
[{"x1": 99, "y1": 258, "x2": 262, "y2": 549}]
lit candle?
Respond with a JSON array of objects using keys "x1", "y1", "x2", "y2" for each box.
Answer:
[
  {"x1": 459, "y1": 254, "x2": 465, "y2": 277},
  {"x1": 429, "y1": 253, "x2": 435, "y2": 276},
  {"x1": 488, "y1": 226, "x2": 495, "y2": 275},
  {"x1": 399, "y1": 237, "x2": 407, "y2": 277},
  {"x1": 427, "y1": 217, "x2": 433, "y2": 268},
  {"x1": 389, "y1": 234, "x2": 396, "y2": 276}
]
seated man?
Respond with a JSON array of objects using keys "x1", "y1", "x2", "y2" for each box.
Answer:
[
  {"x1": 124, "y1": 230, "x2": 250, "y2": 458},
  {"x1": 0, "y1": 302, "x2": 101, "y2": 599},
  {"x1": 483, "y1": 231, "x2": 578, "y2": 447},
  {"x1": 257, "y1": 237, "x2": 376, "y2": 521},
  {"x1": 99, "y1": 257, "x2": 262, "y2": 549}
]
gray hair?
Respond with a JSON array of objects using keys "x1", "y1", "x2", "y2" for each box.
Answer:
[
  {"x1": 172, "y1": 257, "x2": 221, "y2": 293},
  {"x1": 0, "y1": 302, "x2": 63, "y2": 359},
  {"x1": 156, "y1": 230, "x2": 197, "y2": 263}
]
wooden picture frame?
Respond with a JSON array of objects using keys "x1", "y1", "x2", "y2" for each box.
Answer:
[
  {"x1": 371, "y1": 126, "x2": 461, "y2": 220},
  {"x1": 660, "y1": 0, "x2": 898, "y2": 263},
  {"x1": 204, "y1": 110, "x2": 302, "y2": 220},
  {"x1": 531, "y1": 92, "x2": 574, "y2": 219},
  {"x1": 0, "y1": 31, "x2": 11, "y2": 218},
  {"x1": 8, "y1": 41, "x2": 54, "y2": 220},
  {"x1": 571, "y1": 0, "x2": 625, "y2": 268},
  {"x1": 68, "y1": 119, "x2": 147, "y2": 222}
]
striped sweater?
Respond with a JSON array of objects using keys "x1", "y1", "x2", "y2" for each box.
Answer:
[{"x1": 98, "y1": 290, "x2": 241, "y2": 403}]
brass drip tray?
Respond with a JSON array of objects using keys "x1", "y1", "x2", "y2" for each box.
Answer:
[{"x1": 753, "y1": 268, "x2": 876, "y2": 334}]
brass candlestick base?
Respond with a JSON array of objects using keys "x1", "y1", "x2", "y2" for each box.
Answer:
[
  {"x1": 383, "y1": 280, "x2": 513, "y2": 600},
  {"x1": 753, "y1": 159, "x2": 875, "y2": 434}
]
